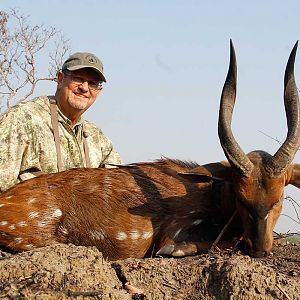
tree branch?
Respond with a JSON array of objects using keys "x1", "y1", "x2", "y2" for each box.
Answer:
[{"x1": 0, "y1": 8, "x2": 70, "y2": 111}]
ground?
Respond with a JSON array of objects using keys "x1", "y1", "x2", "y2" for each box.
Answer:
[{"x1": 0, "y1": 240, "x2": 299, "y2": 300}]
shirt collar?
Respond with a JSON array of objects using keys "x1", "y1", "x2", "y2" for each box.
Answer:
[{"x1": 48, "y1": 96, "x2": 84, "y2": 127}]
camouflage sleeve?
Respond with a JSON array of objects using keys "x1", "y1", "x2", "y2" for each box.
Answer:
[
  {"x1": 100, "y1": 135, "x2": 123, "y2": 168},
  {"x1": 84, "y1": 121, "x2": 122, "y2": 168},
  {"x1": 0, "y1": 108, "x2": 30, "y2": 192}
]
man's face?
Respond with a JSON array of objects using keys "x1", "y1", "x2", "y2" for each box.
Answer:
[{"x1": 56, "y1": 68, "x2": 103, "y2": 119}]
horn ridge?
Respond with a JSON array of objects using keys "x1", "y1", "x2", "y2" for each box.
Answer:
[
  {"x1": 218, "y1": 40, "x2": 253, "y2": 176},
  {"x1": 266, "y1": 41, "x2": 300, "y2": 177}
]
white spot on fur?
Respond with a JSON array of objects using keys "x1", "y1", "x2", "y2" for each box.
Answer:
[
  {"x1": 264, "y1": 214, "x2": 269, "y2": 221},
  {"x1": 116, "y1": 232, "x2": 127, "y2": 241},
  {"x1": 0, "y1": 221, "x2": 8, "y2": 226},
  {"x1": 189, "y1": 210, "x2": 196, "y2": 214},
  {"x1": 27, "y1": 197, "x2": 36, "y2": 204},
  {"x1": 0, "y1": 204, "x2": 5, "y2": 208},
  {"x1": 29, "y1": 212, "x2": 39, "y2": 219},
  {"x1": 59, "y1": 226, "x2": 68, "y2": 235},
  {"x1": 14, "y1": 238, "x2": 23, "y2": 244},
  {"x1": 17, "y1": 221, "x2": 27, "y2": 227},
  {"x1": 173, "y1": 228, "x2": 182, "y2": 239},
  {"x1": 142, "y1": 231, "x2": 153, "y2": 239},
  {"x1": 25, "y1": 244, "x2": 33, "y2": 249},
  {"x1": 192, "y1": 219, "x2": 203, "y2": 226},
  {"x1": 8, "y1": 224, "x2": 16, "y2": 230},
  {"x1": 90, "y1": 230, "x2": 105, "y2": 240},
  {"x1": 130, "y1": 229, "x2": 140, "y2": 240},
  {"x1": 37, "y1": 220, "x2": 48, "y2": 227},
  {"x1": 51, "y1": 208, "x2": 62, "y2": 218},
  {"x1": 5, "y1": 196, "x2": 13, "y2": 199}
]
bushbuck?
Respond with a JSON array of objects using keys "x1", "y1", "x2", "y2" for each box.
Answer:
[{"x1": 0, "y1": 41, "x2": 299, "y2": 259}]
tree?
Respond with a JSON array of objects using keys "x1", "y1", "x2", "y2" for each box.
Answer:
[{"x1": 0, "y1": 8, "x2": 70, "y2": 112}]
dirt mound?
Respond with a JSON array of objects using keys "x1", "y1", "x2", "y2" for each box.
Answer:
[{"x1": 0, "y1": 242, "x2": 299, "y2": 299}]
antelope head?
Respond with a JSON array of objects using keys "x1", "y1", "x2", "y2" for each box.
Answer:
[{"x1": 218, "y1": 40, "x2": 300, "y2": 257}]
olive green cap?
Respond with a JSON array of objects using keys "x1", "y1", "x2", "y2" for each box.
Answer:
[{"x1": 62, "y1": 52, "x2": 106, "y2": 82}]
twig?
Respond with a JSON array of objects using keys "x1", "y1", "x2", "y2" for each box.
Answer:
[
  {"x1": 273, "y1": 231, "x2": 300, "y2": 240},
  {"x1": 66, "y1": 290, "x2": 103, "y2": 297},
  {"x1": 209, "y1": 210, "x2": 237, "y2": 253},
  {"x1": 285, "y1": 196, "x2": 300, "y2": 209},
  {"x1": 280, "y1": 214, "x2": 300, "y2": 225},
  {"x1": 162, "y1": 282, "x2": 176, "y2": 290},
  {"x1": 258, "y1": 130, "x2": 283, "y2": 146},
  {"x1": 276, "y1": 284, "x2": 291, "y2": 300},
  {"x1": 285, "y1": 196, "x2": 300, "y2": 223}
]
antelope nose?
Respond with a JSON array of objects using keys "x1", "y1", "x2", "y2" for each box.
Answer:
[{"x1": 249, "y1": 249, "x2": 268, "y2": 258}]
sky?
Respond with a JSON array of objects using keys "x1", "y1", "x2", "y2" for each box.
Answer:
[{"x1": 2, "y1": 0, "x2": 300, "y2": 233}]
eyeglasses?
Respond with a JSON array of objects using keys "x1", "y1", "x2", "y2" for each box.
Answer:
[{"x1": 63, "y1": 70, "x2": 103, "y2": 91}]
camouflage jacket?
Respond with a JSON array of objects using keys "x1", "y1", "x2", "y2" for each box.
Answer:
[{"x1": 0, "y1": 96, "x2": 122, "y2": 193}]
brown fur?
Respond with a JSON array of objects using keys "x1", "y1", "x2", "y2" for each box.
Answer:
[{"x1": 0, "y1": 158, "x2": 236, "y2": 260}]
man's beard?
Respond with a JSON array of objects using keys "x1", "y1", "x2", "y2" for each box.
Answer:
[{"x1": 67, "y1": 93, "x2": 89, "y2": 110}]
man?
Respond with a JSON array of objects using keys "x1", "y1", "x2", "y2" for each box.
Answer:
[{"x1": 0, "y1": 52, "x2": 122, "y2": 193}]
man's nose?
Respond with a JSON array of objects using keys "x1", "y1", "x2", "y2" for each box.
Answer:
[{"x1": 79, "y1": 81, "x2": 89, "y2": 91}]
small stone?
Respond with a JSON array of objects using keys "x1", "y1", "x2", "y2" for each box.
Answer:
[{"x1": 288, "y1": 270, "x2": 298, "y2": 277}]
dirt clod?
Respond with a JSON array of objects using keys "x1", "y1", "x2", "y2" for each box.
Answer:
[{"x1": 0, "y1": 242, "x2": 299, "y2": 299}]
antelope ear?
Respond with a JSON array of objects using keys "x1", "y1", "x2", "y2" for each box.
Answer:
[
  {"x1": 178, "y1": 172, "x2": 216, "y2": 183},
  {"x1": 203, "y1": 161, "x2": 232, "y2": 180},
  {"x1": 287, "y1": 163, "x2": 300, "y2": 188},
  {"x1": 178, "y1": 161, "x2": 232, "y2": 183}
]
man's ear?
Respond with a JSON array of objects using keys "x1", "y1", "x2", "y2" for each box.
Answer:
[{"x1": 56, "y1": 71, "x2": 64, "y2": 85}]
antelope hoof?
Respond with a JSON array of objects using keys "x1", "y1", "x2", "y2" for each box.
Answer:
[
  {"x1": 156, "y1": 244, "x2": 175, "y2": 256},
  {"x1": 171, "y1": 242, "x2": 198, "y2": 257},
  {"x1": 156, "y1": 242, "x2": 201, "y2": 257}
]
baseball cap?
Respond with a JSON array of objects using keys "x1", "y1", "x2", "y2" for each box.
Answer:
[{"x1": 62, "y1": 52, "x2": 106, "y2": 82}]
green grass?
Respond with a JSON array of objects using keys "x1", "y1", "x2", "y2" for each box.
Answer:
[{"x1": 285, "y1": 236, "x2": 300, "y2": 245}]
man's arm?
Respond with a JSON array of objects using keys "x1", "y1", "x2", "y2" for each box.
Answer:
[
  {"x1": 101, "y1": 144, "x2": 122, "y2": 168},
  {"x1": 0, "y1": 108, "x2": 29, "y2": 193},
  {"x1": 83, "y1": 121, "x2": 122, "y2": 168}
]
